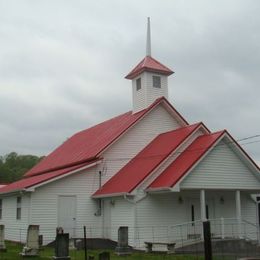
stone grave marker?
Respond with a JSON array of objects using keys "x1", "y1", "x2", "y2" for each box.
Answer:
[
  {"x1": 0, "y1": 225, "x2": 6, "y2": 251},
  {"x1": 115, "y1": 226, "x2": 132, "y2": 255},
  {"x1": 53, "y1": 233, "x2": 71, "y2": 260},
  {"x1": 20, "y1": 225, "x2": 40, "y2": 256},
  {"x1": 99, "y1": 251, "x2": 110, "y2": 260}
]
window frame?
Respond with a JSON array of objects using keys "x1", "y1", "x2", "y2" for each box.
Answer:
[
  {"x1": 152, "y1": 75, "x2": 161, "y2": 88},
  {"x1": 136, "y1": 78, "x2": 141, "y2": 91}
]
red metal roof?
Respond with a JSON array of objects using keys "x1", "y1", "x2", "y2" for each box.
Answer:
[
  {"x1": 25, "y1": 97, "x2": 187, "y2": 178},
  {"x1": 93, "y1": 123, "x2": 203, "y2": 198},
  {"x1": 0, "y1": 160, "x2": 97, "y2": 194},
  {"x1": 148, "y1": 131, "x2": 225, "y2": 190},
  {"x1": 125, "y1": 56, "x2": 174, "y2": 79}
]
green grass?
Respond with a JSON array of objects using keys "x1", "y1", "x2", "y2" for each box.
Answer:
[{"x1": 0, "y1": 242, "x2": 233, "y2": 259}]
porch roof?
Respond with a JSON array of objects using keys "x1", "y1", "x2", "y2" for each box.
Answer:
[{"x1": 148, "y1": 131, "x2": 225, "y2": 190}]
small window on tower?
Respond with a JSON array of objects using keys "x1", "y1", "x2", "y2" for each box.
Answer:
[
  {"x1": 153, "y1": 76, "x2": 161, "y2": 88},
  {"x1": 136, "y1": 78, "x2": 141, "y2": 91}
]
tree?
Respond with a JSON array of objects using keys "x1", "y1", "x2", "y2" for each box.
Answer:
[{"x1": 0, "y1": 152, "x2": 44, "y2": 183}]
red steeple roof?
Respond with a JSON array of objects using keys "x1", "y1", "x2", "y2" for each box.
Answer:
[{"x1": 125, "y1": 56, "x2": 174, "y2": 80}]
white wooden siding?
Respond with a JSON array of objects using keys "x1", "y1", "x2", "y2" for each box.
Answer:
[
  {"x1": 135, "y1": 193, "x2": 190, "y2": 248},
  {"x1": 132, "y1": 73, "x2": 146, "y2": 113},
  {"x1": 109, "y1": 197, "x2": 135, "y2": 245},
  {"x1": 0, "y1": 194, "x2": 30, "y2": 242},
  {"x1": 100, "y1": 104, "x2": 181, "y2": 185},
  {"x1": 145, "y1": 72, "x2": 168, "y2": 107},
  {"x1": 133, "y1": 190, "x2": 257, "y2": 248},
  {"x1": 132, "y1": 72, "x2": 168, "y2": 113},
  {"x1": 29, "y1": 167, "x2": 102, "y2": 245},
  {"x1": 241, "y1": 194, "x2": 257, "y2": 239},
  {"x1": 180, "y1": 141, "x2": 260, "y2": 190}
]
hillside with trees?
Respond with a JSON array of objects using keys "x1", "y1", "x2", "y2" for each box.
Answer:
[{"x1": 0, "y1": 152, "x2": 44, "y2": 184}]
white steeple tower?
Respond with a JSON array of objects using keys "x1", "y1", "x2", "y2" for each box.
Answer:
[
  {"x1": 146, "y1": 17, "x2": 151, "y2": 57},
  {"x1": 125, "y1": 18, "x2": 174, "y2": 113}
]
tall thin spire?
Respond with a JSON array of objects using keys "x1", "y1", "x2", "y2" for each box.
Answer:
[{"x1": 146, "y1": 17, "x2": 151, "y2": 57}]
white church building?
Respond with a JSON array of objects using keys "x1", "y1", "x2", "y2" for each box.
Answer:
[{"x1": 0, "y1": 19, "x2": 260, "y2": 248}]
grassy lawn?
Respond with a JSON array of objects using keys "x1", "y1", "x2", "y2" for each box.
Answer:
[{"x1": 0, "y1": 242, "x2": 234, "y2": 259}]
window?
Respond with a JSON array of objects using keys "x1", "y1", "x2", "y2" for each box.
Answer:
[
  {"x1": 0, "y1": 199, "x2": 2, "y2": 219},
  {"x1": 16, "y1": 197, "x2": 21, "y2": 220},
  {"x1": 136, "y1": 78, "x2": 141, "y2": 91},
  {"x1": 153, "y1": 76, "x2": 161, "y2": 88}
]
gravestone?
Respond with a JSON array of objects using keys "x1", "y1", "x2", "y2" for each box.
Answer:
[
  {"x1": 38, "y1": 234, "x2": 43, "y2": 250},
  {"x1": 99, "y1": 251, "x2": 110, "y2": 260},
  {"x1": 20, "y1": 225, "x2": 40, "y2": 256},
  {"x1": 88, "y1": 256, "x2": 95, "y2": 260},
  {"x1": 115, "y1": 226, "x2": 132, "y2": 255},
  {"x1": 56, "y1": 227, "x2": 64, "y2": 234},
  {"x1": 53, "y1": 233, "x2": 71, "y2": 260},
  {"x1": 0, "y1": 225, "x2": 6, "y2": 251}
]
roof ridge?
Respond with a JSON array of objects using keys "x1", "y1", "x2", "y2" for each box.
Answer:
[
  {"x1": 147, "y1": 56, "x2": 173, "y2": 71},
  {"x1": 125, "y1": 56, "x2": 173, "y2": 79},
  {"x1": 75, "y1": 111, "x2": 132, "y2": 136},
  {"x1": 157, "y1": 122, "x2": 201, "y2": 137}
]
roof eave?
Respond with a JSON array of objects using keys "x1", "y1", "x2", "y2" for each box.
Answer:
[
  {"x1": 146, "y1": 187, "x2": 172, "y2": 193},
  {"x1": 125, "y1": 68, "x2": 174, "y2": 80},
  {"x1": 26, "y1": 160, "x2": 102, "y2": 192},
  {"x1": 0, "y1": 160, "x2": 102, "y2": 195},
  {"x1": 92, "y1": 192, "x2": 132, "y2": 199}
]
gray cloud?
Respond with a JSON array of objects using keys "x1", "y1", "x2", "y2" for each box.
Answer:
[{"x1": 0, "y1": 0, "x2": 260, "y2": 165}]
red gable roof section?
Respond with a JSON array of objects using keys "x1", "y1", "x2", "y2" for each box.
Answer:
[
  {"x1": 25, "y1": 111, "x2": 146, "y2": 178},
  {"x1": 0, "y1": 160, "x2": 97, "y2": 194},
  {"x1": 125, "y1": 56, "x2": 174, "y2": 79},
  {"x1": 25, "y1": 97, "x2": 188, "y2": 178},
  {"x1": 148, "y1": 131, "x2": 225, "y2": 190},
  {"x1": 93, "y1": 123, "x2": 203, "y2": 198}
]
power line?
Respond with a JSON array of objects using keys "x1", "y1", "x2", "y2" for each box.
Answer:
[
  {"x1": 237, "y1": 134, "x2": 260, "y2": 142},
  {"x1": 102, "y1": 133, "x2": 260, "y2": 162}
]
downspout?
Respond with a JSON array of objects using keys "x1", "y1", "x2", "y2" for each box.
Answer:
[{"x1": 95, "y1": 171, "x2": 102, "y2": 216}]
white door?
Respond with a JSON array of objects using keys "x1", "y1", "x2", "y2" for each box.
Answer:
[{"x1": 58, "y1": 196, "x2": 76, "y2": 238}]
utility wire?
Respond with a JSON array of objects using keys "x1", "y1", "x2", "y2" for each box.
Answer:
[{"x1": 102, "y1": 133, "x2": 260, "y2": 162}]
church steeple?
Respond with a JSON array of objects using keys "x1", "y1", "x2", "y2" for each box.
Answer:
[
  {"x1": 146, "y1": 17, "x2": 151, "y2": 57},
  {"x1": 125, "y1": 18, "x2": 174, "y2": 113}
]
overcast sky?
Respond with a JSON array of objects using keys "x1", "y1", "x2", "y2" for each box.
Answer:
[{"x1": 0, "y1": 0, "x2": 260, "y2": 164}]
